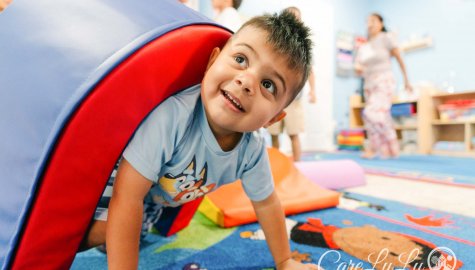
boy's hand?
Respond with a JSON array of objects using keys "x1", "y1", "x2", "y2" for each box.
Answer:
[
  {"x1": 277, "y1": 258, "x2": 323, "y2": 270},
  {"x1": 251, "y1": 192, "x2": 324, "y2": 270}
]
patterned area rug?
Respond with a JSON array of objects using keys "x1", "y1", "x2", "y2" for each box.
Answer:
[{"x1": 72, "y1": 193, "x2": 475, "y2": 269}]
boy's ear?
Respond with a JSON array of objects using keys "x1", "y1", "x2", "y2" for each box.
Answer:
[
  {"x1": 264, "y1": 111, "x2": 286, "y2": 128},
  {"x1": 206, "y1": 47, "x2": 221, "y2": 70}
]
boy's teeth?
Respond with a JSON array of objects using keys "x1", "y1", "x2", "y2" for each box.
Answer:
[{"x1": 224, "y1": 91, "x2": 243, "y2": 110}]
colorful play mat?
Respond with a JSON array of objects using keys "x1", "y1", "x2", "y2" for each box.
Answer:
[{"x1": 72, "y1": 192, "x2": 473, "y2": 269}]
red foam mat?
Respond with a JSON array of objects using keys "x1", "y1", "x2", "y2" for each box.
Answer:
[{"x1": 11, "y1": 25, "x2": 230, "y2": 269}]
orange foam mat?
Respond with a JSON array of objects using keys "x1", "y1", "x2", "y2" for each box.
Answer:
[{"x1": 199, "y1": 148, "x2": 340, "y2": 227}]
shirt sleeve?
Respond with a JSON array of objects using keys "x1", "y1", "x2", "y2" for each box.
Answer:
[
  {"x1": 122, "y1": 99, "x2": 182, "y2": 182},
  {"x1": 385, "y1": 32, "x2": 399, "y2": 50},
  {"x1": 240, "y1": 138, "x2": 275, "y2": 202}
]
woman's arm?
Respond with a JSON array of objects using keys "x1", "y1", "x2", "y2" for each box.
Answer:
[
  {"x1": 391, "y1": 48, "x2": 412, "y2": 92},
  {"x1": 106, "y1": 158, "x2": 153, "y2": 270},
  {"x1": 354, "y1": 62, "x2": 364, "y2": 77},
  {"x1": 354, "y1": 49, "x2": 364, "y2": 77},
  {"x1": 307, "y1": 68, "x2": 316, "y2": 103}
]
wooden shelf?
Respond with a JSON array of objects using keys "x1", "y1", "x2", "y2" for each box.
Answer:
[
  {"x1": 429, "y1": 91, "x2": 475, "y2": 157},
  {"x1": 348, "y1": 88, "x2": 475, "y2": 157},
  {"x1": 353, "y1": 100, "x2": 418, "y2": 109},
  {"x1": 395, "y1": 125, "x2": 417, "y2": 130},
  {"x1": 431, "y1": 90, "x2": 475, "y2": 98},
  {"x1": 400, "y1": 37, "x2": 433, "y2": 53},
  {"x1": 432, "y1": 119, "x2": 475, "y2": 125},
  {"x1": 392, "y1": 100, "x2": 418, "y2": 105},
  {"x1": 350, "y1": 124, "x2": 417, "y2": 130},
  {"x1": 349, "y1": 88, "x2": 432, "y2": 154}
]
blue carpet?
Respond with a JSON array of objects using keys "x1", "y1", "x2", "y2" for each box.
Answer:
[
  {"x1": 302, "y1": 151, "x2": 475, "y2": 187},
  {"x1": 72, "y1": 193, "x2": 474, "y2": 269}
]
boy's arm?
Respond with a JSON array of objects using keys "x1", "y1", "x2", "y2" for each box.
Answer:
[
  {"x1": 251, "y1": 191, "x2": 321, "y2": 270},
  {"x1": 106, "y1": 158, "x2": 153, "y2": 270}
]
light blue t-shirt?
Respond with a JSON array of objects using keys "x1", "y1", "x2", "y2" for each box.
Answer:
[{"x1": 123, "y1": 84, "x2": 274, "y2": 207}]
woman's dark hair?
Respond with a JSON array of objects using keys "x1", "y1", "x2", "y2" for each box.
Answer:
[
  {"x1": 371, "y1": 13, "x2": 387, "y2": 32},
  {"x1": 233, "y1": 0, "x2": 242, "y2": 9}
]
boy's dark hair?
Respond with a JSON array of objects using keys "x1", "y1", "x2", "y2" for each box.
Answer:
[
  {"x1": 237, "y1": 10, "x2": 313, "y2": 105},
  {"x1": 233, "y1": 0, "x2": 242, "y2": 9}
]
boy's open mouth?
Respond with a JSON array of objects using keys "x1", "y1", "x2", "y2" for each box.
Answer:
[{"x1": 221, "y1": 90, "x2": 245, "y2": 112}]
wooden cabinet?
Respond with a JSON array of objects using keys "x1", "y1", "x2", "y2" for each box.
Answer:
[
  {"x1": 349, "y1": 89, "x2": 475, "y2": 157},
  {"x1": 430, "y1": 91, "x2": 475, "y2": 157}
]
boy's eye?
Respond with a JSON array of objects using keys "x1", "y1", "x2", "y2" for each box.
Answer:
[
  {"x1": 234, "y1": 56, "x2": 247, "y2": 67},
  {"x1": 261, "y1": 80, "x2": 276, "y2": 94}
]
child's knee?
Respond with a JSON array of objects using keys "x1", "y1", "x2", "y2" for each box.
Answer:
[{"x1": 79, "y1": 220, "x2": 107, "y2": 251}]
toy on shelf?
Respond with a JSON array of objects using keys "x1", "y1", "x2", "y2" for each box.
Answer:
[{"x1": 337, "y1": 129, "x2": 365, "y2": 151}]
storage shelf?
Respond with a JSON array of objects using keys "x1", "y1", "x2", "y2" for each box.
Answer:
[
  {"x1": 349, "y1": 88, "x2": 475, "y2": 157},
  {"x1": 392, "y1": 100, "x2": 418, "y2": 105},
  {"x1": 432, "y1": 119, "x2": 475, "y2": 125},
  {"x1": 353, "y1": 100, "x2": 418, "y2": 109},
  {"x1": 429, "y1": 90, "x2": 475, "y2": 157},
  {"x1": 432, "y1": 90, "x2": 475, "y2": 98},
  {"x1": 395, "y1": 125, "x2": 417, "y2": 130},
  {"x1": 349, "y1": 125, "x2": 417, "y2": 130},
  {"x1": 349, "y1": 91, "x2": 430, "y2": 154}
]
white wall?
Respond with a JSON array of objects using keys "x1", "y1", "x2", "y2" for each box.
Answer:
[
  {"x1": 240, "y1": 0, "x2": 336, "y2": 153},
  {"x1": 298, "y1": 0, "x2": 335, "y2": 152},
  {"x1": 371, "y1": 0, "x2": 475, "y2": 93}
]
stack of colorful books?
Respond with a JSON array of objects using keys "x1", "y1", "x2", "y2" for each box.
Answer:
[{"x1": 337, "y1": 129, "x2": 365, "y2": 151}]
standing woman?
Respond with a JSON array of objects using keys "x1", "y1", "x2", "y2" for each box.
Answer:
[{"x1": 355, "y1": 13, "x2": 412, "y2": 159}]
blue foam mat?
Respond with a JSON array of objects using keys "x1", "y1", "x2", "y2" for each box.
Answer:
[{"x1": 302, "y1": 151, "x2": 475, "y2": 187}]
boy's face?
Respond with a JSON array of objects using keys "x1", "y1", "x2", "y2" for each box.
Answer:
[{"x1": 201, "y1": 26, "x2": 301, "y2": 135}]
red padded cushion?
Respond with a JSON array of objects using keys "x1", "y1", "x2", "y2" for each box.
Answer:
[{"x1": 11, "y1": 25, "x2": 231, "y2": 269}]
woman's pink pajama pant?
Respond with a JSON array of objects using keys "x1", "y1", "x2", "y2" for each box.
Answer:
[{"x1": 363, "y1": 72, "x2": 399, "y2": 156}]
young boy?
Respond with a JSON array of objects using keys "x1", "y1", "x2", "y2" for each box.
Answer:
[{"x1": 83, "y1": 11, "x2": 320, "y2": 270}]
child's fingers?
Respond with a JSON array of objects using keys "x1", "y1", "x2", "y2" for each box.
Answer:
[{"x1": 306, "y1": 264, "x2": 324, "y2": 270}]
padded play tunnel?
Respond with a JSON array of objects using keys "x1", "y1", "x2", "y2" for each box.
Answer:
[{"x1": 0, "y1": 0, "x2": 230, "y2": 269}]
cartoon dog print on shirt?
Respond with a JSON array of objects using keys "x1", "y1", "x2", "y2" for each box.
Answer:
[{"x1": 153, "y1": 156, "x2": 216, "y2": 207}]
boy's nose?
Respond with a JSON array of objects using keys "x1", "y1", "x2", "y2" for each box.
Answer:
[{"x1": 235, "y1": 72, "x2": 257, "y2": 96}]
